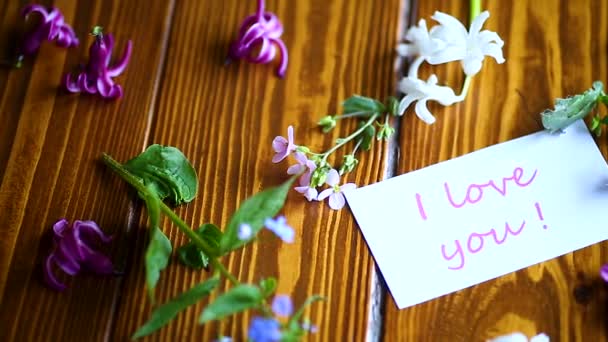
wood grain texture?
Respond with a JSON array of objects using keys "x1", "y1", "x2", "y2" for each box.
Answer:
[
  {"x1": 110, "y1": 0, "x2": 401, "y2": 340},
  {"x1": 384, "y1": 0, "x2": 608, "y2": 341},
  {"x1": 0, "y1": 0, "x2": 174, "y2": 340}
]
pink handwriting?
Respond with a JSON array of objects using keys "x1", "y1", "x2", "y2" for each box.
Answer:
[
  {"x1": 441, "y1": 220, "x2": 526, "y2": 270},
  {"x1": 444, "y1": 167, "x2": 538, "y2": 209},
  {"x1": 415, "y1": 193, "x2": 428, "y2": 220}
]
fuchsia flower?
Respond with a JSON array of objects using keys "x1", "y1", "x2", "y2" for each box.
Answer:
[
  {"x1": 227, "y1": 0, "x2": 288, "y2": 77},
  {"x1": 44, "y1": 219, "x2": 114, "y2": 291},
  {"x1": 272, "y1": 126, "x2": 296, "y2": 163},
  {"x1": 317, "y1": 169, "x2": 356, "y2": 210},
  {"x1": 601, "y1": 264, "x2": 608, "y2": 282},
  {"x1": 17, "y1": 4, "x2": 79, "y2": 60},
  {"x1": 64, "y1": 26, "x2": 132, "y2": 99}
]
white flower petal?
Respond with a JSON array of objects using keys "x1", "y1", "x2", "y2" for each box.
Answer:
[
  {"x1": 426, "y1": 44, "x2": 467, "y2": 65},
  {"x1": 462, "y1": 55, "x2": 484, "y2": 76},
  {"x1": 328, "y1": 193, "x2": 346, "y2": 210},
  {"x1": 317, "y1": 188, "x2": 333, "y2": 201},
  {"x1": 340, "y1": 183, "x2": 357, "y2": 192},
  {"x1": 431, "y1": 11, "x2": 468, "y2": 38},
  {"x1": 530, "y1": 333, "x2": 550, "y2": 342},
  {"x1": 396, "y1": 43, "x2": 417, "y2": 56},
  {"x1": 469, "y1": 11, "x2": 490, "y2": 35},
  {"x1": 398, "y1": 94, "x2": 418, "y2": 115},
  {"x1": 325, "y1": 169, "x2": 340, "y2": 187},
  {"x1": 478, "y1": 30, "x2": 504, "y2": 47},
  {"x1": 487, "y1": 333, "x2": 529, "y2": 342},
  {"x1": 482, "y1": 42, "x2": 505, "y2": 64},
  {"x1": 414, "y1": 99, "x2": 436, "y2": 124}
]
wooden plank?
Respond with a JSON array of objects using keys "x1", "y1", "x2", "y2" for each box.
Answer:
[
  {"x1": 384, "y1": 0, "x2": 608, "y2": 341},
  {"x1": 111, "y1": 0, "x2": 402, "y2": 340},
  {"x1": 0, "y1": 0, "x2": 174, "y2": 340}
]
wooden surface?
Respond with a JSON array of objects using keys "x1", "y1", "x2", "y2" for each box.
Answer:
[{"x1": 1, "y1": 0, "x2": 607, "y2": 341}]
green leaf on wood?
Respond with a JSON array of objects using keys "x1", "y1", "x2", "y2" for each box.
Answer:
[
  {"x1": 177, "y1": 223, "x2": 223, "y2": 269},
  {"x1": 132, "y1": 277, "x2": 220, "y2": 339},
  {"x1": 199, "y1": 284, "x2": 263, "y2": 323},
  {"x1": 541, "y1": 81, "x2": 604, "y2": 133},
  {"x1": 219, "y1": 177, "x2": 295, "y2": 254},
  {"x1": 259, "y1": 277, "x2": 277, "y2": 298},
  {"x1": 342, "y1": 95, "x2": 386, "y2": 115},
  {"x1": 124, "y1": 144, "x2": 198, "y2": 205}
]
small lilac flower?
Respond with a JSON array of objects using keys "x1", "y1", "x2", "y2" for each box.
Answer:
[
  {"x1": 271, "y1": 295, "x2": 293, "y2": 317},
  {"x1": 301, "y1": 321, "x2": 318, "y2": 333},
  {"x1": 248, "y1": 317, "x2": 282, "y2": 342},
  {"x1": 288, "y1": 152, "x2": 318, "y2": 201},
  {"x1": 64, "y1": 26, "x2": 132, "y2": 99},
  {"x1": 317, "y1": 169, "x2": 356, "y2": 210},
  {"x1": 272, "y1": 126, "x2": 296, "y2": 163},
  {"x1": 238, "y1": 223, "x2": 253, "y2": 240},
  {"x1": 264, "y1": 216, "x2": 294, "y2": 243},
  {"x1": 600, "y1": 264, "x2": 608, "y2": 282},
  {"x1": 44, "y1": 219, "x2": 114, "y2": 291},
  {"x1": 17, "y1": 5, "x2": 79, "y2": 61},
  {"x1": 228, "y1": 0, "x2": 288, "y2": 77}
]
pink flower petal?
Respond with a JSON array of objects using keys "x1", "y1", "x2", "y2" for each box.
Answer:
[
  {"x1": 107, "y1": 40, "x2": 132, "y2": 77},
  {"x1": 272, "y1": 136, "x2": 287, "y2": 152},
  {"x1": 43, "y1": 254, "x2": 67, "y2": 291},
  {"x1": 287, "y1": 164, "x2": 304, "y2": 175},
  {"x1": 295, "y1": 186, "x2": 318, "y2": 201},
  {"x1": 317, "y1": 188, "x2": 333, "y2": 201},
  {"x1": 325, "y1": 169, "x2": 340, "y2": 187},
  {"x1": 328, "y1": 193, "x2": 346, "y2": 210}
]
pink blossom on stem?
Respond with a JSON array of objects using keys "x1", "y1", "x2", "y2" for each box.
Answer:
[
  {"x1": 272, "y1": 126, "x2": 296, "y2": 163},
  {"x1": 227, "y1": 0, "x2": 288, "y2": 77},
  {"x1": 63, "y1": 27, "x2": 132, "y2": 99},
  {"x1": 18, "y1": 5, "x2": 79, "y2": 57},
  {"x1": 289, "y1": 152, "x2": 318, "y2": 201},
  {"x1": 317, "y1": 169, "x2": 356, "y2": 210}
]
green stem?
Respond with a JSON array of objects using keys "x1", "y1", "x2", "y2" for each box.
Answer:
[
  {"x1": 211, "y1": 259, "x2": 239, "y2": 285},
  {"x1": 321, "y1": 113, "x2": 380, "y2": 161},
  {"x1": 470, "y1": 0, "x2": 482, "y2": 23},
  {"x1": 101, "y1": 153, "x2": 216, "y2": 257},
  {"x1": 334, "y1": 111, "x2": 372, "y2": 120}
]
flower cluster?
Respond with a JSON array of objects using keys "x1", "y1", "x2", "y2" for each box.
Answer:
[
  {"x1": 248, "y1": 295, "x2": 317, "y2": 342},
  {"x1": 396, "y1": 10, "x2": 505, "y2": 123},
  {"x1": 228, "y1": 0, "x2": 288, "y2": 78},
  {"x1": 272, "y1": 126, "x2": 357, "y2": 210},
  {"x1": 44, "y1": 219, "x2": 114, "y2": 291}
]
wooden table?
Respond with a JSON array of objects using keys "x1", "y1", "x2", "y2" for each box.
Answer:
[{"x1": 1, "y1": 0, "x2": 607, "y2": 340}]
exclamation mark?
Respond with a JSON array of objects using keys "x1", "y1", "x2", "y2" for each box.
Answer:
[{"x1": 535, "y1": 202, "x2": 548, "y2": 229}]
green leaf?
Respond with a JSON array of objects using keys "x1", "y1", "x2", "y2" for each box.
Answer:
[
  {"x1": 342, "y1": 95, "x2": 386, "y2": 115},
  {"x1": 541, "y1": 81, "x2": 604, "y2": 133},
  {"x1": 124, "y1": 144, "x2": 198, "y2": 206},
  {"x1": 355, "y1": 121, "x2": 376, "y2": 151},
  {"x1": 143, "y1": 186, "x2": 172, "y2": 304},
  {"x1": 177, "y1": 224, "x2": 223, "y2": 269},
  {"x1": 290, "y1": 295, "x2": 325, "y2": 324},
  {"x1": 386, "y1": 96, "x2": 399, "y2": 116},
  {"x1": 598, "y1": 95, "x2": 608, "y2": 105},
  {"x1": 219, "y1": 177, "x2": 295, "y2": 254},
  {"x1": 259, "y1": 277, "x2": 277, "y2": 298},
  {"x1": 199, "y1": 284, "x2": 262, "y2": 323},
  {"x1": 132, "y1": 277, "x2": 219, "y2": 339}
]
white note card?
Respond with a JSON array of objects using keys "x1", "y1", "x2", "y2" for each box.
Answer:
[{"x1": 345, "y1": 120, "x2": 608, "y2": 309}]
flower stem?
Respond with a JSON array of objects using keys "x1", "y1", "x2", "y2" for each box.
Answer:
[
  {"x1": 101, "y1": 153, "x2": 216, "y2": 258},
  {"x1": 211, "y1": 259, "x2": 239, "y2": 285},
  {"x1": 334, "y1": 111, "x2": 372, "y2": 120},
  {"x1": 321, "y1": 113, "x2": 380, "y2": 161},
  {"x1": 457, "y1": 75, "x2": 473, "y2": 101},
  {"x1": 470, "y1": 0, "x2": 482, "y2": 23}
]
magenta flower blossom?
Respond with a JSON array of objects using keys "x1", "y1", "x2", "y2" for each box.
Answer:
[
  {"x1": 64, "y1": 27, "x2": 132, "y2": 99},
  {"x1": 317, "y1": 169, "x2": 356, "y2": 210},
  {"x1": 601, "y1": 264, "x2": 608, "y2": 282},
  {"x1": 44, "y1": 219, "x2": 114, "y2": 291},
  {"x1": 272, "y1": 126, "x2": 296, "y2": 163},
  {"x1": 228, "y1": 0, "x2": 288, "y2": 77},
  {"x1": 18, "y1": 5, "x2": 79, "y2": 60},
  {"x1": 264, "y1": 216, "x2": 294, "y2": 243}
]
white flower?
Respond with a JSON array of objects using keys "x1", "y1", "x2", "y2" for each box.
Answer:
[
  {"x1": 397, "y1": 19, "x2": 447, "y2": 77},
  {"x1": 398, "y1": 74, "x2": 460, "y2": 124},
  {"x1": 488, "y1": 332, "x2": 550, "y2": 342},
  {"x1": 429, "y1": 10, "x2": 505, "y2": 76},
  {"x1": 317, "y1": 169, "x2": 356, "y2": 210}
]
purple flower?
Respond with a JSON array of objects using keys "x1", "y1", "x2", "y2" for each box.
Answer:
[
  {"x1": 228, "y1": 0, "x2": 288, "y2": 77},
  {"x1": 601, "y1": 264, "x2": 608, "y2": 282},
  {"x1": 18, "y1": 5, "x2": 79, "y2": 58},
  {"x1": 264, "y1": 216, "x2": 294, "y2": 243},
  {"x1": 317, "y1": 169, "x2": 356, "y2": 210},
  {"x1": 289, "y1": 152, "x2": 318, "y2": 201},
  {"x1": 64, "y1": 27, "x2": 132, "y2": 99},
  {"x1": 248, "y1": 317, "x2": 282, "y2": 342},
  {"x1": 44, "y1": 219, "x2": 113, "y2": 291},
  {"x1": 271, "y1": 295, "x2": 293, "y2": 317},
  {"x1": 272, "y1": 126, "x2": 296, "y2": 163}
]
